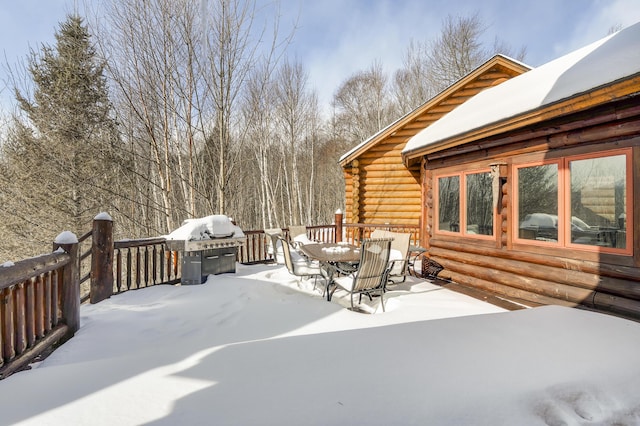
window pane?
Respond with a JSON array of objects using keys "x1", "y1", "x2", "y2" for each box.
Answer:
[
  {"x1": 569, "y1": 155, "x2": 626, "y2": 248},
  {"x1": 466, "y1": 172, "x2": 493, "y2": 235},
  {"x1": 438, "y1": 176, "x2": 459, "y2": 232},
  {"x1": 518, "y1": 164, "x2": 558, "y2": 241}
]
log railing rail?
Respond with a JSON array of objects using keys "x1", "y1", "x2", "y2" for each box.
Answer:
[
  {"x1": 113, "y1": 237, "x2": 180, "y2": 296},
  {"x1": 0, "y1": 237, "x2": 79, "y2": 379},
  {"x1": 238, "y1": 230, "x2": 272, "y2": 264},
  {"x1": 77, "y1": 216, "x2": 181, "y2": 305},
  {"x1": 78, "y1": 229, "x2": 92, "y2": 301}
]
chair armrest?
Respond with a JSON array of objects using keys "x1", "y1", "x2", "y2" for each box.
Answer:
[{"x1": 388, "y1": 258, "x2": 408, "y2": 274}]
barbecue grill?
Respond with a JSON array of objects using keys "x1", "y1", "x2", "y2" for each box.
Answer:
[{"x1": 165, "y1": 215, "x2": 246, "y2": 285}]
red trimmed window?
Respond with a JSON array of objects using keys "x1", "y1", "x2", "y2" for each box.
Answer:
[
  {"x1": 436, "y1": 169, "x2": 494, "y2": 238},
  {"x1": 514, "y1": 149, "x2": 632, "y2": 254}
]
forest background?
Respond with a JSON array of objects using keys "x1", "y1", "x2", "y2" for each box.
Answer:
[{"x1": 0, "y1": 0, "x2": 534, "y2": 260}]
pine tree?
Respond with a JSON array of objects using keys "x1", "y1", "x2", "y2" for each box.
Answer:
[{"x1": 0, "y1": 14, "x2": 121, "y2": 258}]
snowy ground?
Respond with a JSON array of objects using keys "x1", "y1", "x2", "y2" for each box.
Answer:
[{"x1": 2, "y1": 263, "x2": 640, "y2": 425}]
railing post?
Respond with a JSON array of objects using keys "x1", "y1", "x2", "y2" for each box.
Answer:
[
  {"x1": 53, "y1": 232, "x2": 80, "y2": 337},
  {"x1": 90, "y1": 213, "x2": 114, "y2": 304},
  {"x1": 335, "y1": 209, "x2": 343, "y2": 243}
]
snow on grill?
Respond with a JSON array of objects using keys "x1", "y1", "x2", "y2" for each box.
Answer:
[{"x1": 165, "y1": 215, "x2": 246, "y2": 284}]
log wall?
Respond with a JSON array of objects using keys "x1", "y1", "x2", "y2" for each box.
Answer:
[
  {"x1": 344, "y1": 63, "x2": 521, "y2": 226},
  {"x1": 423, "y1": 98, "x2": 640, "y2": 319}
]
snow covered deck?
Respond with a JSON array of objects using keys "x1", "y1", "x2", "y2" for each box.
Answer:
[{"x1": 2, "y1": 263, "x2": 640, "y2": 425}]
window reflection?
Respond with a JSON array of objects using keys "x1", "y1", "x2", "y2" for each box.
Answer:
[
  {"x1": 438, "y1": 176, "x2": 459, "y2": 232},
  {"x1": 569, "y1": 155, "x2": 626, "y2": 248},
  {"x1": 466, "y1": 172, "x2": 493, "y2": 235},
  {"x1": 518, "y1": 164, "x2": 558, "y2": 241}
]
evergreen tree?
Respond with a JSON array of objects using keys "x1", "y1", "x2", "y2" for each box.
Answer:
[{"x1": 0, "y1": 14, "x2": 121, "y2": 258}]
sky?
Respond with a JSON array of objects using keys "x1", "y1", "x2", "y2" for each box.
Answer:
[
  {"x1": 1, "y1": 0, "x2": 639, "y2": 113},
  {"x1": 1, "y1": 262, "x2": 640, "y2": 424}
]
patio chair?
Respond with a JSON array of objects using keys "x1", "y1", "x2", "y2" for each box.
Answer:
[
  {"x1": 264, "y1": 228, "x2": 284, "y2": 264},
  {"x1": 278, "y1": 236, "x2": 325, "y2": 291},
  {"x1": 288, "y1": 225, "x2": 314, "y2": 247},
  {"x1": 371, "y1": 230, "x2": 411, "y2": 284},
  {"x1": 330, "y1": 238, "x2": 393, "y2": 312}
]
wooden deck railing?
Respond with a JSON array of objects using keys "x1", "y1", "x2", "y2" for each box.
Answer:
[
  {"x1": 0, "y1": 237, "x2": 80, "y2": 379},
  {"x1": 236, "y1": 216, "x2": 420, "y2": 264},
  {"x1": 237, "y1": 224, "x2": 339, "y2": 264},
  {"x1": 75, "y1": 217, "x2": 181, "y2": 305},
  {"x1": 238, "y1": 230, "x2": 272, "y2": 264},
  {"x1": 113, "y1": 238, "x2": 181, "y2": 294},
  {"x1": 343, "y1": 223, "x2": 420, "y2": 246},
  {"x1": 78, "y1": 229, "x2": 92, "y2": 302}
]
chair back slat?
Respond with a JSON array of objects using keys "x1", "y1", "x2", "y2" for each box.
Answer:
[{"x1": 352, "y1": 238, "x2": 392, "y2": 292}]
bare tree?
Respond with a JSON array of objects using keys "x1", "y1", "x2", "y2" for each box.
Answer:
[
  {"x1": 241, "y1": 63, "x2": 279, "y2": 228},
  {"x1": 199, "y1": 0, "x2": 275, "y2": 216},
  {"x1": 425, "y1": 13, "x2": 488, "y2": 92},
  {"x1": 238, "y1": 58, "x2": 326, "y2": 229},
  {"x1": 392, "y1": 13, "x2": 527, "y2": 114},
  {"x1": 332, "y1": 61, "x2": 396, "y2": 145},
  {"x1": 393, "y1": 39, "x2": 435, "y2": 114},
  {"x1": 492, "y1": 38, "x2": 527, "y2": 62},
  {"x1": 92, "y1": 0, "x2": 292, "y2": 233},
  {"x1": 273, "y1": 59, "x2": 315, "y2": 225},
  {"x1": 93, "y1": 0, "x2": 200, "y2": 233}
]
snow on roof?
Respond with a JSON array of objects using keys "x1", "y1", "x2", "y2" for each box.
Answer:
[{"x1": 403, "y1": 21, "x2": 640, "y2": 156}]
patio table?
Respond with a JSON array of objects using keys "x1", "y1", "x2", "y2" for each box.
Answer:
[
  {"x1": 298, "y1": 242, "x2": 361, "y2": 300},
  {"x1": 298, "y1": 242, "x2": 360, "y2": 263}
]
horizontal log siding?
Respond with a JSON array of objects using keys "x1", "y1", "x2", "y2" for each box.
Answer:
[
  {"x1": 357, "y1": 139, "x2": 421, "y2": 225},
  {"x1": 431, "y1": 242, "x2": 640, "y2": 316},
  {"x1": 424, "y1": 98, "x2": 640, "y2": 319},
  {"x1": 343, "y1": 65, "x2": 518, "y2": 228}
]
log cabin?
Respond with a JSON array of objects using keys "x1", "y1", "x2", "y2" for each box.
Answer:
[
  {"x1": 401, "y1": 22, "x2": 640, "y2": 319},
  {"x1": 339, "y1": 55, "x2": 531, "y2": 226}
]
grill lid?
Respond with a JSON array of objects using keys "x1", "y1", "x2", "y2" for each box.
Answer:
[{"x1": 165, "y1": 215, "x2": 246, "y2": 252}]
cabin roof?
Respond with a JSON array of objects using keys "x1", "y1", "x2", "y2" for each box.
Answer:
[
  {"x1": 402, "y1": 22, "x2": 640, "y2": 162},
  {"x1": 338, "y1": 54, "x2": 531, "y2": 167}
]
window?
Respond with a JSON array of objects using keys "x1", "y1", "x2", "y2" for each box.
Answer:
[
  {"x1": 514, "y1": 149, "x2": 631, "y2": 254},
  {"x1": 517, "y1": 163, "x2": 559, "y2": 241},
  {"x1": 466, "y1": 172, "x2": 493, "y2": 236},
  {"x1": 436, "y1": 170, "x2": 494, "y2": 238},
  {"x1": 438, "y1": 175, "x2": 459, "y2": 232},
  {"x1": 569, "y1": 154, "x2": 627, "y2": 249}
]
